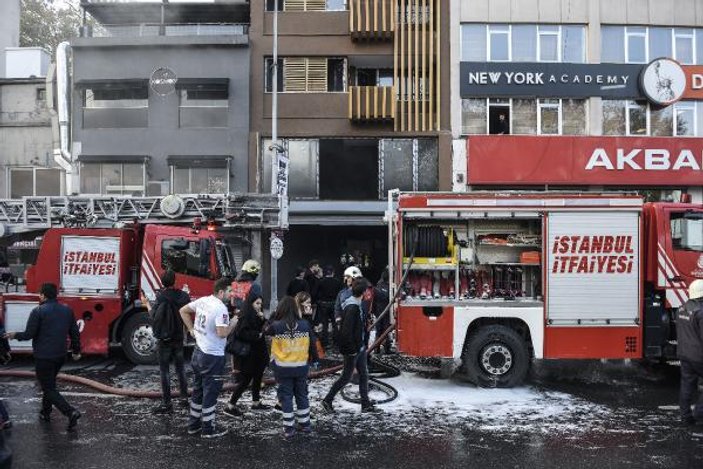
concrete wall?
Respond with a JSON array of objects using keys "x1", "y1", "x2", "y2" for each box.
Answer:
[
  {"x1": 0, "y1": 79, "x2": 54, "y2": 197},
  {"x1": 70, "y1": 35, "x2": 251, "y2": 194},
  {"x1": 0, "y1": 0, "x2": 20, "y2": 78}
]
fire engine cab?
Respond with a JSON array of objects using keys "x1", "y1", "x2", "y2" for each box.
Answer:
[{"x1": 387, "y1": 191, "x2": 703, "y2": 387}]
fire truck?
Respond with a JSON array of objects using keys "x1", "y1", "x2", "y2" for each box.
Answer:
[
  {"x1": 387, "y1": 191, "x2": 703, "y2": 387},
  {"x1": 0, "y1": 193, "x2": 283, "y2": 364}
]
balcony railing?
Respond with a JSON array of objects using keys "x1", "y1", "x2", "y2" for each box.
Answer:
[
  {"x1": 91, "y1": 23, "x2": 248, "y2": 38},
  {"x1": 349, "y1": 86, "x2": 395, "y2": 122},
  {"x1": 349, "y1": 0, "x2": 395, "y2": 40}
]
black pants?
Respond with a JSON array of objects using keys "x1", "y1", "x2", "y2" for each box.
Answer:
[
  {"x1": 680, "y1": 359, "x2": 703, "y2": 420},
  {"x1": 229, "y1": 362, "x2": 266, "y2": 404},
  {"x1": 324, "y1": 350, "x2": 370, "y2": 406},
  {"x1": 35, "y1": 357, "x2": 73, "y2": 416},
  {"x1": 158, "y1": 342, "x2": 188, "y2": 405},
  {"x1": 317, "y1": 302, "x2": 336, "y2": 346},
  {"x1": 374, "y1": 311, "x2": 392, "y2": 353}
]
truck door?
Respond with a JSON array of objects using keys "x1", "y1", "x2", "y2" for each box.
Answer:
[
  {"x1": 150, "y1": 236, "x2": 217, "y2": 300},
  {"x1": 664, "y1": 209, "x2": 703, "y2": 307}
]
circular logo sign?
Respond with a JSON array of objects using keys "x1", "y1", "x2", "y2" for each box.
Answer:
[
  {"x1": 150, "y1": 67, "x2": 178, "y2": 96},
  {"x1": 640, "y1": 58, "x2": 686, "y2": 106},
  {"x1": 270, "y1": 236, "x2": 284, "y2": 260}
]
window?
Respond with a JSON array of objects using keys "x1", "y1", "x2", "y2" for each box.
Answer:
[
  {"x1": 84, "y1": 85, "x2": 147, "y2": 108},
  {"x1": 538, "y1": 26, "x2": 560, "y2": 62},
  {"x1": 461, "y1": 98, "x2": 586, "y2": 135},
  {"x1": 262, "y1": 139, "x2": 319, "y2": 198},
  {"x1": 265, "y1": 57, "x2": 346, "y2": 92},
  {"x1": 649, "y1": 27, "x2": 672, "y2": 61},
  {"x1": 675, "y1": 29, "x2": 695, "y2": 65},
  {"x1": 675, "y1": 102, "x2": 696, "y2": 136},
  {"x1": 36, "y1": 88, "x2": 46, "y2": 102},
  {"x1": 627, "y1": 100, "x2": 648, "y2": 135},
  {"x1": 355, "y1": 68, "x2": 393, "y2": 87},
  {"x1": 8, "y1": 168, "x2": 62, "y2": 197},
  {"x1": 178, "y1": 83, "x2": 228, "y2": 128},
  {"x1": 670, "y1": 213, "x2": 703, "y2": 252},
  {"x1": 179, "y1": 85, "x2": 228, "y2": 107},
  {"x1": 602, "y1": 100, "x2": 626, "y2": 135},
  {"x1": 161, "y1": 239, "x2": 213, "y2": 279},
  {"x1": 601, "y1": 26, "x2": 625, "y2": 62},
  {"x1": 266, "y1": 0, "x2": 345, "y2": 11},
  {"x1": 172, "y1": 167, "x2": 229, "y2": 194},
  {"x1": 379, "y1": 139, "x2": 437, "y2": 194},
  {"x1": 80, "y1": 162, "x2": 145, "y2": 196},
  {"x1": 538, "y1": 99, "x2": 560, "y2": 135},
  {"x1": 488, "y1": 25, "x2": 510, "y2": 61},
  {"x1": 651, "y1": 105, "x2": 674, "y2": 136},
  {"x1": 626, "y1": 27, "x2": 647, "y2": 63},
  {"x1": 461, "y1": 24, "x2": 586, "y2": 63}
]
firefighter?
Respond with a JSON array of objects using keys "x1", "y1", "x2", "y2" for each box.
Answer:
[
  {"x1": 677, "y1": 279, "x2": 703, "y2": 427},
  {"x1": 4, "y1": 283, "x2": 82, "y2": 430},
  {"x1": 333, "y1": 266, "x2": 364, "y2": 346},
  {"x1": 230, "y1": 259, "x2": 262, "y2": 316}
]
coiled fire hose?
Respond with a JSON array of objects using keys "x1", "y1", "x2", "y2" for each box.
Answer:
[{"x1": 0, "y1": 236, "x2": 417, "y2": 402}]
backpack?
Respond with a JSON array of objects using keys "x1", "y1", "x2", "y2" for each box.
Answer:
[
  {"x1": 230, "y1": 280, "x2": 253, "y2": 312},
  {"x1": 152, "y1": 298, "x2": 178, "y2": 342}
]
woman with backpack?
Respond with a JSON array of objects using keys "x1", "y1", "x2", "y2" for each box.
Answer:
[
  {"x1": 266, "y1": 296, "x2": 316, "y2": 439},
  {"x1": 223, "y1": 291, "x2": 270, "y2": 418}
]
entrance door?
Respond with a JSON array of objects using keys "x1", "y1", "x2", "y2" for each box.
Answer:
[{"x1": 488, "y1": 105, "x2": 510, "y2": 134}]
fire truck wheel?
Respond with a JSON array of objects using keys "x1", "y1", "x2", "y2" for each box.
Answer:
[
  {"x1": 463, "y1": 325, "x2": 529, "y2": 388},
  {"x1": 121, "y1": 312, "x2": 158, "y2": 365}
]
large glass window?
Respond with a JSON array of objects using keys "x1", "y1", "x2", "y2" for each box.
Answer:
[
  {"x1": 601, "y1": 26, "x2": 625, "y2": 62},
  {"x1": 538, "y1": 99, "x2": 560, "y2": 135},
  {"x1": 462, "y1": 24, "x2": 585, "y2": 63},
  {"x1": 627, "y1": 100, "x2": 648, "y2": 135},
  {"x1": 512, "y1": 99, "x2": 537, "y2": 135},
  {"x1": 603, "y1": 26, "x2": 703, "y2": 64},
  {"x1": 602, "y1": 100, "x2": 626, "y2": 136},
  {"x1": 649, "y1": 27, "x2": 672, "y2": 60},
  {"x1": 562, "y1": 99, "x2": 587, "y2": 135},
  {"x1": 262, "y1": 139, "x2": 319, "y2": 198},
  {"x1": 172, "y1": 167, "x2": 228, "y2": 194},
  {"x1": 461, "y1": 99, "x2": 486, "y2": 135},
  {"x1": 79, "y1": 162, "x2": 145, "y2": 196},
  {"x1": 675, "y1": 102, "x2": 696, "y2": 136},
  {"x1": 84, "y1": 85, "x2": 147, "y2": 108},
  {"x1": 626, "y1": 27, "x2": 647, "y2": 63},
  {"x1": 603, "y1": 100, "x2": 703, "y2": 137},
  {"x1": 379, "y1": 139, "x2": 438, "y2": 194},
  {"x1": 8, "y1": 168, "x2": 62, "y2": 198},
  {"x1": 651, "y1": 106, "x2": 674, "y2": 137}
]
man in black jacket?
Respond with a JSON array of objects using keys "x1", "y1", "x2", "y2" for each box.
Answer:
[
  {"x1": 321, "y1": 278, "x2": 379, "y2": 414},
  {"x1": 316, "y1": 266, "x2": 342, "y2": 347},
  {"x1": 141, "y1": 270, "x2": 191, "y2": 414},
  {"x1": 5, "y1": 283, "x2": 82, "y2": 430},
  {"x1": 677, "y1": 279, "x2": 703, "y2": 426}
]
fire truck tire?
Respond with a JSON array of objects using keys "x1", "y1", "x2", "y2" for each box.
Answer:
[
  {"x1": 463, "y1": 325, "x2": 530, "y2": 388},
  {"x1": 121, "y1": 312, "x2": 158, "y2": 365}
]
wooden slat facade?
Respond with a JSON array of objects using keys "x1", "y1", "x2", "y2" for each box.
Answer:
[
  {"x1": 350, "y1": 0, "x2": 395, "y2": 40},
  {"x1": 349, "y1": 86, "x2": 396, "y2": 121}
]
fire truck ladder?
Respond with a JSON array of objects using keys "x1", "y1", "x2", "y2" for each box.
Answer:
[{"x1": 0, "y1": 193, "x2": 287, "y2": 237}]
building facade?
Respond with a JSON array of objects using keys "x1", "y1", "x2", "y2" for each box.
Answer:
[
  {"x1": 452, "y1": 0, "x2": 703, "y2": 203},
  {"x1": 249, "y1": 0, "x2": 452, "y2": 290}
]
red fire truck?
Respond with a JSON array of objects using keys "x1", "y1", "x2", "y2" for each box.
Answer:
[
  {"x1": 0, "y1": 193, "x2": 282, "y2": 364},
  {"x1": 387, "y1": 191, "x2": 703, "y2": 387}
]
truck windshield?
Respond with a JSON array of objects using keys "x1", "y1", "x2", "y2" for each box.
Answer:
[
  {"x1": 671, "y1": 212, "x2": 703, "y2": 252},
  {"x1": 215, "y1": 240, "x2": 236, "y2": 279}
]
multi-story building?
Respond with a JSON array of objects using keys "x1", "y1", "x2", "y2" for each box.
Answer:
[
  {"x1": 452, "y1": 0, "x2": 703, "y2": 204},
  {"x1": 249, "y1": 0, "x2": 451, "y2": 288}
]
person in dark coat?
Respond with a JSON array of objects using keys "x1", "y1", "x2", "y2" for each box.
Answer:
[
  {"x1": 5, "y1": 283, "x2": 82, "y2": 430},
  {"x1": 141, "y1": 269, "x2": 191, "y2": 413},
  {"x1": 286, "y1": 266, "x2": 309, "y2": 297},
  {"x1": 321, "y1": 278, "x2": 379, "y2": 414},
  {"x1": 316, "y1": 265, "x2": 342, "y2": 347},
  {"x1": 677, "y1": 279, "x2": 703, "y2": 426},
  {"x1": 304, "y1": 260, "x2": 322, "y2": 304},
  {"x1": 223, "y1": 291, "x2": 271, "y2": 417},
  {"x1": 371, "y1": 269, "x2": 392, "y2": 355},
  {"x1": 0, "y1": 318, "x2": 11, "y2": 430}
]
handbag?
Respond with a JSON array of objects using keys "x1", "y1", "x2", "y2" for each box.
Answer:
[{"x1": 226, "y1": 333, "x2": 251, "y2": 357}]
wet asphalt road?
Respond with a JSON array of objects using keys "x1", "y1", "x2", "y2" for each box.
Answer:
[{"x1": 1, "y1": 354, "x2": 702, "y2": 469}]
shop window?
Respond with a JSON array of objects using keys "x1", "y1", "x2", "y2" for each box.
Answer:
[
  {"x1": 675, "y1": 29, "x2": 695, "y2": 65},
  {"x1": 265, "y1": 57, "x2": 346, "y2": 92},
  {"x1": 161, "y1": 239, "x2": 212, "y2": 279},
  {"x1": 319, "y1": 139, "x2": 377, "y2": 200},
  {"x1": 8, "y1": 168, "x2": 62, "y2": 198},
  {"x1": 538, "y1": 99, "x2": 560, "y2": 135},
  {"x1": 79, "y1": 162, "x2": 145, "y2": 196},
  {"x1": 538, "y1": 26, "x2": 560, "y2": 62}
]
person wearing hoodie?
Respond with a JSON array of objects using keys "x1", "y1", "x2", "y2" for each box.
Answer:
[
  {"x1": 141, "y1": 269, "x2": 191, "y2": 414},
  {"x1": 266, "y1": 296, "x2": 316, "y2": 439},
  {"x1": 223, "y1": 291, "x2": 271, "y2": 418},
  {"x1": 677, "y1": 279, "x2": 703, "y2": 426},
  {"x1": 231, "y1": 260, "x2": 263, "y2": 315},
  {"x1": 321, "y1": 278, "x2": 379, "y2": 414}
]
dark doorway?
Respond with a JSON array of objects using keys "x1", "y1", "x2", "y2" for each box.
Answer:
[
  {"x1": 489, "y1": 106, "x2": 510, "y2": 134},
  {"x1": 319, "y1": 139, "x2": 378, "y2": 200}
]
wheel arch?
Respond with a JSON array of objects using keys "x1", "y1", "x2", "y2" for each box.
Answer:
[
  {"x1": 110, "y1": 305, "x2": 148, "y2": 345},
  {"x1": 462, "y1": 317, "x2": 535, "y2": 360}
]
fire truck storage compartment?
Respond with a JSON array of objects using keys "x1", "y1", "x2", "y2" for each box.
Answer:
[
  {"x1": 3, "y1": 297, "x2": 40, "y2": 351},
  {"x1": 401, "y1": 217, "x2": 542, "y2": 302}
]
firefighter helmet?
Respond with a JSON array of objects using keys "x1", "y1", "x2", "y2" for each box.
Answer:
[
  {"x1": 690, "y1": 279, "x2": 703, "y2": 300},
  {"x1": 343, "y1": 266, "x2": 363, "y2": 278},
  {"x1": 241, "y1": 259, "x2": 261, "y2": 275}
]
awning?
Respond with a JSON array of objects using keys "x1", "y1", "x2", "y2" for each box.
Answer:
[
  {"x1": 167, "y1": 155, "x2": 232, "y2": 168},
  {"x1": 77, "y1": 155, "x2": 149, "y2": 163},
  {"x1": 75, "y1": 79, "x2": 148, "y2": 89},
  {"x1": 175, "y1": 78, "x2": 229, "y2": 89}
]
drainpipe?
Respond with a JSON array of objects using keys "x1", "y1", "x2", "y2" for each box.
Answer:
[{"x1": 53, "y1": 41, "x2": 73, "y2": 194}]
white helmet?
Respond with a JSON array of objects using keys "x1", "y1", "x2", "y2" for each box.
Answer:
[
  {"x1": 242, "y1": 259, "x2": 261, "y2": 275},
  {"x1": 344, "y1": 266, "x2": 363, "y2": 278},
  {"x1": 690, "y1": 279, "x2": 703, "y2": 300}
]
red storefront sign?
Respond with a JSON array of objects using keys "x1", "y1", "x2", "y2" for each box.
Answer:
[{"x1": 467, "y1": 135, "x2": 703, "y2": 186}]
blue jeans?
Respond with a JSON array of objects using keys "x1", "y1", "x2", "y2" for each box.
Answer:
[
  {"x1": 188, "y1": 348, "x2": 225, "y2": 431},
  {"x1": 276, "y1": 375, "x2": 310, "y2": 430},
  {"x1": 324, "y1": 349, "x2": 370, "y2": 406}
]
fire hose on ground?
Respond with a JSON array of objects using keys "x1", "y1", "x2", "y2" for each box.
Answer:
[{"x1": 0, "y1": 241, "x2": 416, "y2": 404}]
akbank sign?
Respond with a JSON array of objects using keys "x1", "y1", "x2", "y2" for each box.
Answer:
[{"x1": 467, "y1": 136, "x2": 703, "y2": 186}]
